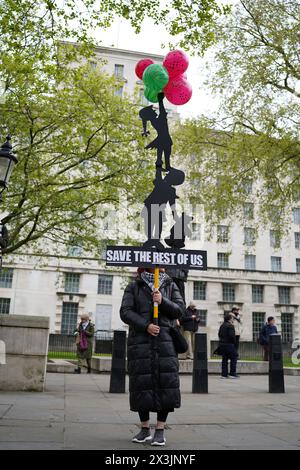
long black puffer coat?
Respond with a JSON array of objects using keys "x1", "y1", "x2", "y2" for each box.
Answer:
[{"x1": 120, "y1": 275, "x2": 185, "y2": 412}]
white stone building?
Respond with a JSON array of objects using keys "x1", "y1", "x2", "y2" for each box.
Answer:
[{"x1": 0, "y1": 46, "x2": 299, "y2": 344}]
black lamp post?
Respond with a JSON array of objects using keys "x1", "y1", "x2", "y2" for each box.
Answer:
[
  {"x1": 0, "y1": 135, "x2": 18, "y2": 256},
  {"x1": 0, "y1": 135, "x2": 18, "y2": 197}
]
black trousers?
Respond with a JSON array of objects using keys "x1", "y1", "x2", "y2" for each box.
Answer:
[
  {"x1": 235, "y1": 336, "x2": 240, "y2": 352},
  {"x1": 220, "y1": 344, "x2": 238, "y2": 377},
  {"x1": 138, "y1": 411, "x2": 169, "y2": 423}
]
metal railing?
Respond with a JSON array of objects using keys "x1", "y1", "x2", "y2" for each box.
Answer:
[
  {"x1": 48, "y1": 330, "x2": 114, "y2": 359},
  {"x1": 211, "y1": 340, "x2": 293, "y2": 361}
]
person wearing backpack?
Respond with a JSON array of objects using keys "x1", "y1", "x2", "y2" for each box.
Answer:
[{"x1": 258, "y1": 317, "x2": 278, "y2": 361}]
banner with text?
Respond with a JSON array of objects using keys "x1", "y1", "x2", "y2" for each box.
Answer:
[{"x1": 106, "y1": 246, "x2": 207, "y2": 270}]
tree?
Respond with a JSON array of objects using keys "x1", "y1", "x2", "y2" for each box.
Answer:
[
  {"x1": 176, "y1": 0, "x2": 300, "y2": 235},
  {"x1": 0, "y1": 0, "x2": 229, "y2": 255},
  {"x1": 0, "y1": 63, "x2": 150, "y2": 255}
]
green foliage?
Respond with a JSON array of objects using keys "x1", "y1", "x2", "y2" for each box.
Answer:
[
  {"x1": 176, "y1": 0, "x2": 300, "y2": 236},
  {"x1": 0, "y1": 63, "x2": 150, "y2": 255},
  {"x1": 0, "y1": 0, "x2": 230, "y2": 255}
]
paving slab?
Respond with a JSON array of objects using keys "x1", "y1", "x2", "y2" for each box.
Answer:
[{"x1": 0, "y1": 373, "x2": 299, "y2": 450}]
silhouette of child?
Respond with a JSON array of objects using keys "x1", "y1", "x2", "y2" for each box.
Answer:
[{"x1": 139, "y1": 93, "x2": 173, "y2": 172}]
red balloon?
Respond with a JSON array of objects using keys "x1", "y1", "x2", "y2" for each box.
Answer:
[
  {"x1": 135, "y1": 58, "x2": 154, "y2": 80},
  {"x1": 163, "y1": 50, "x2": 189, "y2": 79},
  {"x1": 164, "y1": 75, "x2": 192, "y2": 105}
]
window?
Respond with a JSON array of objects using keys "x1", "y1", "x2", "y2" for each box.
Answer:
[
  {"x1": 278, "y1": 286, "x2": 291, "y2": 304},
  {"x1": 242, "y1": 180, "x2": 253, "y2": 194},
  {"x1": 243, "y1": 203, "x2": 254, "y2": 220},
  {"x1": 61, "y1": 302, "x2": 78, "y2": 335},
  {"x1": 198, "y1": 310, "x2": 207, "y2": 327},
  {"x1": 114, "y1": 64, "x2": 124, "y2": 78},
  {"x1": 64, "y1": 273, "x2": 80, "y2": 293},
  {"x1": 293, "y1": 208, "x2": 300, "y2": 224},
  {"x1": 98, "y1": 275, "x2": 113, "y2": 295},
  {"x1": 296, "y1": 259, "x2": 300, "y2": 273},
  {"x1": 270, "y1": 230, "x2": 280, "y2": 248},
  {"x1": 139, "y1": 88, "x2": 148, "y2": 106},
  {"x1": 102, "y1": 210, "x2": 115, "y2": 231},
  {"x1": 218, "y1": 253, "x2": 229, "y2": 269},
  {"x1": 252, "y1": 312, "x2": 265, "y2": 341},
  {"x1": 245, "y1": 254, "x2": 256, "y2": 270},
  {"x1": 115, "y1": 86, "x2": 123, "y2": 98},
  {"x1": 193, "y1": 281, "x2": 206, "y2": 300},
  {"x1": 281, "y1": 313, "x2": 293, "y2": 343},
  {"x1": 271, "y1": 256, "x2": 282, "y2": 272},
  {"x1": 190, "y1": 222, "x2": 201, "y2": 240},
  {"x1": 0, "y1": 268, "x2": 13, "y2": 288},
  {"x1": 244, "y1": 228, "x2": 256, "y2": 246},
  {"x1": 217, "y1": 225, "x2": 229, "y2": 243},
  {"x1": 222, "y1": 283, "x2": 235, "y2": 302},
  {"x1": 252, "y1": 285, "x2": 264, "y2": 303},
  {"x1": 68, "y1": 245, "x2": 83, "y2": 257},
  {"x1": 0, "y1": 298, "x2": 10, "y2": 314},
  {"x1": 295, "y1": 233, "x2": 300, "y2": 249}
]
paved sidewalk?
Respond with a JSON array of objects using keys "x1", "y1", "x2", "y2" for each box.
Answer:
[{"x1": 0, "y1": 373, "x2": 300, "y2": 450}]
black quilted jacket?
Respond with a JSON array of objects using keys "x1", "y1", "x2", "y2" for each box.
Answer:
[{"x1": 120, "y1": 275, "x2": 185, "y2": 412}]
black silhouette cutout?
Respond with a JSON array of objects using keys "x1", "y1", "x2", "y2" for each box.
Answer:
[
  {"x1": 139, "y1": 92, "x2": 172, "y2": 171},
  {"x1": 141, "y1": 167, "x2": 185, "y2": 249},
  {"x1": 139, "y1": 92, "x2": 193, "y2": 250},
  {"x1": 165, "y1": 212, "x2": 193, "y2": 249}
]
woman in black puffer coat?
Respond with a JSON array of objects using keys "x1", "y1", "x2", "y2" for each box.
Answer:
[{"x1": 120, "y1": 267, "x2": 185, "y2": 446}]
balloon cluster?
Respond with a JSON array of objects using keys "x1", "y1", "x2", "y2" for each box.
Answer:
[{"x1": 135, "y1": 50, "x2": 192, "y2": 106}]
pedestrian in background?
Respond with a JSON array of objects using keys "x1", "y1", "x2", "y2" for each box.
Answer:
[
  {"x1": 231, "y1": 307, "x2": 242, "y2": 354},
  {"x1": 259, "y1": 316, "x2": 278, "y2": 361},
  {"x1": 218, "y1": 313, "x2": 239, "y2": 379},
  {"x1": 120, "y1": 267, "x2": 185, "y2": 446},
  {"x1": 74, "y1": 314, "x2": 95, "y2": 374},
  {"x1": 182, "y1": 301, "x2": 200, "y2": 360}
]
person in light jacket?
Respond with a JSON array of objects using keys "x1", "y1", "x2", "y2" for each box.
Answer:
[{"x1": 231, "y1": 307, "x2": 242, "y2": 353}]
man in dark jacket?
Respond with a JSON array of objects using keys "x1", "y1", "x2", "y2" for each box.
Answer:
[
  {"x1": 218, "y1": 313, "x2": 239, "y2": 379},
  {"x1": 120, "y1": 267, "x2": 185, "y2": 447},
  {"x1": 259, "y1": 317, "x2": 278, "y2": 361},
  {"x1": 181, "y1": 301, "x2": 200, "y2": 359}
]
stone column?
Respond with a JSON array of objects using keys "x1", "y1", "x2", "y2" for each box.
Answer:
[{"x1": 0, "y1": 315, "x2": 50, "y2": 391}]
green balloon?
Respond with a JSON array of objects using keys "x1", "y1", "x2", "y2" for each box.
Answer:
[
  {"x1": 144, "y1": 87, "x2": 159, "y2": 103},
  {"x1": 143, "y1": 63, "x2": 169, "y2": 92}
]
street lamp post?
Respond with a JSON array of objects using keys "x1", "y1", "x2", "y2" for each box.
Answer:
[{"x1": 0, "y1": 135, "x2": 18, "y2": 261}]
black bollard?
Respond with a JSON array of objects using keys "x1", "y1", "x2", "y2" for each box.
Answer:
[
  {"x1": 109, "y1": 330, "x2": 126, "y2": 393},
  {"x1": 192, "y1": 333, "x2": 208, "y2": 393},
  {"x1": 269, "y1": 334, "x2": 285, "y2": 393}
]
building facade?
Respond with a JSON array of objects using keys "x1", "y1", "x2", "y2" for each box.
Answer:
[{"x1": 0, "y1": 46, "x2": 299, "y2": 343}]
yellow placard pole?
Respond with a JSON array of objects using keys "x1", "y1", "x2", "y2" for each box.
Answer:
[{"x1": 153, "y1": 267, "x2": 159, "y2": 324}]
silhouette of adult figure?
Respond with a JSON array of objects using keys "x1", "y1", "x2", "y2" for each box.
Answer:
[
  {"x1": 139, "y1": 92, "x2": 172, "y2": 172},
  {"x1": 141, "y1": 167, "x2": 185, "y2": 249}
]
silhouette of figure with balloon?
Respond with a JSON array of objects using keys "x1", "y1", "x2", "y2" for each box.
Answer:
[
  {"x1": 135, "y1": 49, "x2": 193, "y2": 249},
  {"x1": 139, "y1": 93, "x2": 172, "y2": 172}
]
